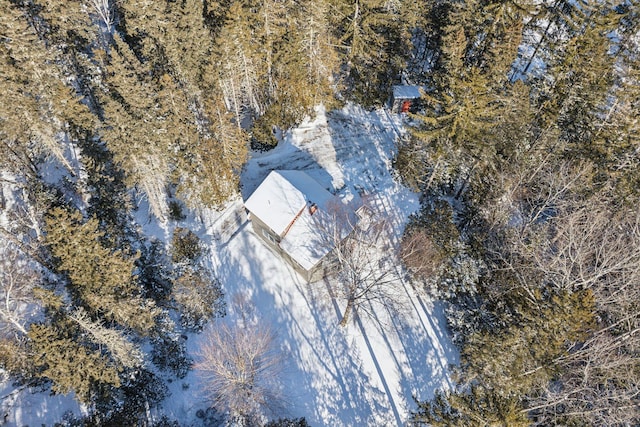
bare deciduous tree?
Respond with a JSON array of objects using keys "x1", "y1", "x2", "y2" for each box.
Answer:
[
  {"x1": 529, "y1": 330, "x2": 640, "y2": 426},
  {"x1": 317, "y1": 201, "x2": 403, "y2": 327},
  {"x1": 520, "y1": 195, "x2": 640, "y2": 425},
  {"x1": 88, "y1": 0, "x2": 114, "y2": 32},
  {"x1": 0, "y1": 243, "x2": 39, "y2": 337},
  {"x1": 400, "y1": 227, "x2": 445, "y2": 282},
  {"x1": 194, "y1": 296, "x2": 284, "y2": 423},
  {"x1": 69, "y1": 308, "x2": 143, "y2": 369}
]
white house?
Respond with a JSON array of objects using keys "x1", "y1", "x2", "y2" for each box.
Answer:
[{"x1": 244, "y1": 170, "x2": 354, "y2": 282}]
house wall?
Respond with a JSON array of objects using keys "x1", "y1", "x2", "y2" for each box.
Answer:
[
  {"x1": 392, "y1": 97, "x2": 423, "y2": 114},
  {"x1": 249, "y1": 213, "x2": 281, "y2": 246},
  {"x1": 392, "y1": 98, "x2": 408, "y2": 114},
  {"x1": 278, "y1": 250, "x2": 313, "y2": 281},
  {"x1": 248, "y1": 212, "x2": 327, "y2": 282}
]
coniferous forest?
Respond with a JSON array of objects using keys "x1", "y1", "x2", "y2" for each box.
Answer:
[{"x1": 0, "y1": 0, "x2": 639, "y2": 425}]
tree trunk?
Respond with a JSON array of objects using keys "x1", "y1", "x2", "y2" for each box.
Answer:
[{"x1": 339, "y1": 297, "x2": 354, "y2": 327}]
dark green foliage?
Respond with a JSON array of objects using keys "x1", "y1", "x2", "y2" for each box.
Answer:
[
  {"x1": 411, "y1": 391, "x2": 460, "y2": 426},
  {"x1": 171, "y1": 227, "x2": 203, "y2": 264},
  {"x1": 151, "y1": 417, "x2": 181, "y2": 427},
  {"x1": 45, "y1": 207, "x2": 136, "y2": 299},
  {"x1": 79, "y1": 135, "x2": 132, "y2": 247},
  {"x1": 265, "y1": 417, "x2": 311, "y2": 427},
  {"x1": 151, "y1": 333, "x2": 192, "y2": 379},
  {"x1": 168, "y1": 200, "x2": 186, "y2": 221},
  {"x1": 459, "y1": 289, "x2": 596, "y2": 394},
  {"x1": 195, "y1": 407, "x2": 225, "y2": 426},
  {"x1": 411, "y1": 199, "x2": 459, "y2": 258},
  {"x1": 401, "y1": 197, "x2": 461, "y2": 285},
  {"x1": 137, "y1": 239, "x2": 173, "y2": 303},
  {"x1": 173, "y1": 266, "x2": 226, "y2": 331},
  {"x1": 93, "y1": 369, "x2": 170, "y2": 426},
  {"x1": 251, "y1": 108, "x2": 281, "y2": 148},
  {"x1": 54, "y1": 370, "x2": 171, "y2": 426},
  {"x1": 394, "y1": 134, "x2": 433, "y2": 193}
]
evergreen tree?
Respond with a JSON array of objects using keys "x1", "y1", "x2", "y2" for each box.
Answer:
[
  {"x1": 0, "y1": 2, "x2": 93, "y2": 179},
  {"x1": 512, "y1": 0, "x2": 592, "y2": 80},
  {"x1": 28, "y1": 321, "x2": 121, "y2": 404},
  {"x1": 44, "y1": 207, "x2": 159, "y2": 333},
  {"x1": 30, "y1": 0, "x2": 98, "y2": 48},
  {"x1": 412, "y1": 387, "x2": 530, "y2": 427},
  {"x1": 108, "y1": 2, "x2": 249, "y2": 210},
  {"x1": 100, "y1": 34, "x2": 172, "y2": 219},
  {"x1": 211, "y1": 0, "x2": 265, "y2": 125},
  {"x1": 329, "y1": 0, "x2": 412, "y2": 106}
]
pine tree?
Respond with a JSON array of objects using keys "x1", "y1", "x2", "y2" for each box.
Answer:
[
  {"x1": 44, "y1": 207, "x2": 159, "y2": 333},
  {"x1": 30, "y1": 0, "x2": 98, "y2": 47},
  {"x1": 28, "y1": 321, "x2": 121, "y2": 404},
  {"x1": 0, "y1": 2, "x2": 92, "y2": 178},
  {"x1": 100, "y1": 34, "x2": 172, "y2": 219},
  {"x1": 118, "y1": 0, "x2": 215, "y2": 92},
  {"x1": 329, "y1": 0, "x2": 412, "y2": 106}
]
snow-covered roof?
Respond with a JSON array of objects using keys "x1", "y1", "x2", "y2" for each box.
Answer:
[
  {"x1": 245, "y1": 170, "x2": 352, "y2": 271},
  {"x1": 245, "y1": 170, "x2": 334, "y2": 236},
  {"x1": 392, "y1": 85, "x2": 422, "y2": 100}
]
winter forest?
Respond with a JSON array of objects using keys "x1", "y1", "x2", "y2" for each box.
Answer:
[{"x1": 0, "y1": 0, "x2": 639, "y2": 425}]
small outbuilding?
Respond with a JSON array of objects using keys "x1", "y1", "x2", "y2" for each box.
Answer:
[
  {"x1": 390, "y1": 85, "x2": 423, "y2": 114},
  {"x1": 244, "y1": 170, "x2": 354, "y2": 282}
]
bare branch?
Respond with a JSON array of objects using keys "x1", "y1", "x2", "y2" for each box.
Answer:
[
  {"x1": 88, "y1": 0, "x2": 114, "y2": 31},
  {"x1": 313, "y1": 200, "x2": 405, "y2": 327},
  {"x1": 69, "y1": 307, "x2": 143, "y2": 369},
  {"x1": 0, "y1": 243, "x2": 40, "y2": 338},
  {"x1": 194, "y1": 296, "x2": 285, "y2": 423}
]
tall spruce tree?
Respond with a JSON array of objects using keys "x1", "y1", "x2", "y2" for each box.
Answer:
[
  {"x1": 0, "y1": 2, "x2": 93, "y2": 179},
  {"x1": 44, "y1": 207, "x2": 158, "y2": 333},
  {"x1": 329, "y1": 0, "x2": 412, "y2": 106}
]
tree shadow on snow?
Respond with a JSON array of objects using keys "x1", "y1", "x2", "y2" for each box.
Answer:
[
  {"x1": 212, "y1": 105, "x2": 457, "y2": 426},
  {"x1": 212, "y1": 225, "x2": 394, "y2": 425}
]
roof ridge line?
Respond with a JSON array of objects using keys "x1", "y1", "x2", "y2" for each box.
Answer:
[{"x1": 280, "y1": 202, "x2": 307, "y2": 240}]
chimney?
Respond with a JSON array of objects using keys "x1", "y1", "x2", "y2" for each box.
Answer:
[{"x1": 309, "y1": 202, "x2": 318, "y2": 215}]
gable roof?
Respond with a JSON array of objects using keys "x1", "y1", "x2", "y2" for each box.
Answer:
[
  {"x1": 245, "y1": 170, "x2": 352, "y2": 271},
  {"x1": 392, "y1": 85, "x2": 422, "y2": 100},
  {"x1": 244, "y1": 170, "x2": 334, "y2": 236}
]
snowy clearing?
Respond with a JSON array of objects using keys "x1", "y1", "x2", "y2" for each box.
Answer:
[
  {"x1": 184, "y1": 104, "x2": 458, "y2": 425},
  {"x1": 0, "y1": 105, "x2": 457, "y2": 426}
]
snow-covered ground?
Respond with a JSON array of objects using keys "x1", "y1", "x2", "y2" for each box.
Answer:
[
  {"x1": 181, "y1": 104, "x2": 458, "y2": 425},
  {"x1": 0, "y1": 104, "x2": 457, "y2": 426}
]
